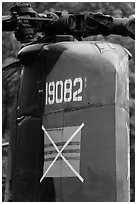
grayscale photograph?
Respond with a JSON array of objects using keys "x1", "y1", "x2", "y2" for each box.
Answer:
[{"x1": 2, "y1": 2, "x2": 135, "y2": 202}]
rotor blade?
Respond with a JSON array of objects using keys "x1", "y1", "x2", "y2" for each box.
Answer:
[
  {"x1": 2, "y1": 60, "x2": 23, "y2": 80},
  {"x1": 2, "y1": 69, "x2": 19, "y2": 80},
  {"x1": 2, "y1": 60, "x2": 23, "y2": 72}
]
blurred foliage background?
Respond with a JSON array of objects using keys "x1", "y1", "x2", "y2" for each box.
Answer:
[{"x1": 2, "y1": 2, "x2": 135, "y2": 201}]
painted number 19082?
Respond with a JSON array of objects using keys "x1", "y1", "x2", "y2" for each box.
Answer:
[{"x1": 45, "y1": 77, "x2": 83, "y2": 105}]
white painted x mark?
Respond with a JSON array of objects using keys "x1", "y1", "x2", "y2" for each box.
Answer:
[{"x1": 40, "y1": 123, "x2": 84, "y2": 183}]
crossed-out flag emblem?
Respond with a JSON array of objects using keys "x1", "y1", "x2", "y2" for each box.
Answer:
[{"x1": 40, "y1": 123, "x2": 84, "y2": 183}]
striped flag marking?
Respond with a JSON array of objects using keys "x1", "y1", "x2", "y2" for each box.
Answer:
[{"x1": 40, "y1": 123, "x2": 84, "y2": 183}]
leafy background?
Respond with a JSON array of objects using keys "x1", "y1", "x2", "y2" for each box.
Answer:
[{"x1": 2, "y1": 2, "x2": 135, "y2": 201}]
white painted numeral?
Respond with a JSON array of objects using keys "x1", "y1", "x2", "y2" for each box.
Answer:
[
  {"x1": 73, "y1": 78, "x2": 83, "y2": 101},
  {"x1": 45, "y1": 82, "x2": 48, "y2": 105},
  {"x1": 64, "y1": 79, "x2": 72, "y2": 102},
  {"x1": 56, "y1": 81, "x2": 63, "y2": 103},
  {"x1": 45, "y1": 77, "x2": 83, "y2": 105},
  {"x1": 48, "y1": 82, "x2": 55, "y2": 104}
]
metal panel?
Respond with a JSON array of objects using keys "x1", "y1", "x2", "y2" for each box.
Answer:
[
  {"x1": 115, "y1": 106, "x2": 130, "y2": 201},
  {"x1": 40, "y1": 41, "x2": 129, "y2": 201},
  {"x1": 18, "y1": 55, "x2": 44, "y2": 117},
  {"x1": 61, "y1": 106, "x2": 116, "y2": 202},
  {"x1": 43, "y1": 42, "x2": 116, "y2": 114},
  {"x1": 42, "y1": 105, "x2": 117, "y2": 201},
  {"x1": 12, "y1": 117, "x2": 44, "y2": 201}
]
